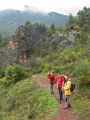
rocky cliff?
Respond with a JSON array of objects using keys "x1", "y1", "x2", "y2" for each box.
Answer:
[{"x1": 1, "y1": 23, "x2": 76, "y2": 66}]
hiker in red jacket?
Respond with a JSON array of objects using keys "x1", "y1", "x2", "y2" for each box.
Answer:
[
  {"x1": 48, "y1": 72, "x2": 56, "y2": 94},
  {"x1": 57, "y1": 74, "x2": 65, "y2": 103}
]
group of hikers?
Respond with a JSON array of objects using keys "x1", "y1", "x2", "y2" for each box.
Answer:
[{"x1": 48, "y1": 72, "x2": 75, "y2": 109}]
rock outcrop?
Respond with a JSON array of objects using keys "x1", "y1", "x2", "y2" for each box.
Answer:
[{"x1": 1, "y1": 23, "x2": 76, "y2": 66}]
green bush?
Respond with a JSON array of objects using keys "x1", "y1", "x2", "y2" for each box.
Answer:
[
  {"x1": 72, "y1": 59, "x2": 90, "y2": 88},
  {"x1": 4, "y1": 64, "x2": 28, "y2": 86},
  {"x1": 0, "y1": 67, "x2": 6, "y2": 78},
  {"x1": 74, "y1": 94, "x2": 90, "y2": 120},
  {"x1": 29, "y1": 58, "x2": 44, "y2": 74}
]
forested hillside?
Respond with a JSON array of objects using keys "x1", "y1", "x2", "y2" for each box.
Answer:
[{"x1": 0, "y1": 7, "x2": 90, "y2": 120}]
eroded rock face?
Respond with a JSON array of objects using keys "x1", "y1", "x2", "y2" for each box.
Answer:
[
  {"x1": 7, "y1": 39, "x2": 22, "y2": 63},
  {"x1": 8, "y1": 39, "x2": 19, "y2": 50},
  {"x1": 67, "y1": 31, "x2": 76, "y2": 43},
  {"x1": 2, "y1": 36, "x2": 28, "y2": 66}
]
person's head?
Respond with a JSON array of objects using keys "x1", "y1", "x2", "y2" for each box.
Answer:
[
  {"x1": 68, "y1": 78, "x2": 71, "y2": 81},
  {"x1": 61, "y1": 74, "x2": 65, "y2": 77},
  {"x1": 64, "y1": 75, "x2": 69, "y2": 81}
]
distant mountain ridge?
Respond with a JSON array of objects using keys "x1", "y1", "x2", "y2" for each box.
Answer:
[{"x1": 0, "y1": 9, "x2": 69, "y2": 37}]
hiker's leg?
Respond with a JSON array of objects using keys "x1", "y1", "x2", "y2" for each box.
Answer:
[
  {"x1": 65, "y1": 96, "x2": 68, "y2": 108},
  {"x1": 60, "y1": 88, "x2": 63, "y2": 101},
  {"x1": 52, "y1": 84, "x2": 54, "y2": 93},
  {"x1": 58, "y1": 87, "x2": 62, "y2": 104},
  {"x1": 67, "y1": 95, "x2": 71, "y2": 108},
  {"x1": 65, "y1": 96, "x2": 71, "y2": 108},
  {"x1": 58, "y1": 87, "x2": 61, "y2": 101},
  {"x1": 49, "y1": 84, "x2": 52, "y2": 93},
  {"x1": 49, "y1": 84, "x2": 54, "y2": 94},
  {"x1": 61, "y1": 89, "x2": 63, "y2": 101},
  {"x1": 58, "y1": 87, "x2": 63, "y2": 101}
]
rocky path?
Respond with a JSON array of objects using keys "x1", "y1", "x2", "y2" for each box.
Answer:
[{"x1": 33, "y1": 74, "x2": 76, "y2": 120}]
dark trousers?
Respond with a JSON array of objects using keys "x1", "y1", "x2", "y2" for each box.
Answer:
[
  {"x1": 58, "y1": 87, "x2": 63, "y2": 101},
  {"x1": 49, "y1": 84, "x2": 54, "y2": 94}
]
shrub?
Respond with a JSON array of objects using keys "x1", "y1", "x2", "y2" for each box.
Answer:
[
  {"x1": 0, "y1": 67, "x2": 6, "y2": 78},
  {"x1": 29, "y1": 58, "x2": 45, "y2": 74},
  {"x1": 72, "y1": 59, "x2": 90, "y2": 88},
  {"x1": 4, "y1": 64, "x2": 27, "y2": 86}
]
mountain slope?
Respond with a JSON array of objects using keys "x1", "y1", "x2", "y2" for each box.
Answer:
[
  {"x1": 0, "y1": 9, "x2": 69, "y2": 36},
  {"x1": 0, "y1": 20, "x2": 17, "y2": 37}
]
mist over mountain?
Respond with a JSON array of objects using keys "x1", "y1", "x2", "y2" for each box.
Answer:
[{"x1": 0, "y1": 9, "x2": 69, "y2": 37}]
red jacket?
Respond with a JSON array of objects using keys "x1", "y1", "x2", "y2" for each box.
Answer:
[
  {"x1": 57, "y1": 76, "x2": 65, "y2": 88},
  {"x1": 48, "y1": 73, "x2": 55, "y2": 85}
]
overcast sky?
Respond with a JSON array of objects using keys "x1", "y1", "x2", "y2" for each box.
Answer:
[{"x1": 0, "y1": 0, "x2": 90, "y2": 15}]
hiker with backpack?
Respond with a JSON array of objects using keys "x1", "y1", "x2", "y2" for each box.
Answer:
[
  {"x1": 57, "y1": 74, "x2": 65, "y2": 103},
  {"x1": 48, "y1": 72, "x2": 56, "y2": 94},
  {"x1": 63, "y1": 76, "x2": 72, "y2": 109}
]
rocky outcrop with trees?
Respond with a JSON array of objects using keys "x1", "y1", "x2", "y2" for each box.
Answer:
[{"x1": 1, "y1": 22, "x2": 77, "y2": 66}]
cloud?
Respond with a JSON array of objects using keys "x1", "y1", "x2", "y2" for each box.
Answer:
[{"x1": 0, "y1": 0, "x2": 90, "y2": 15}]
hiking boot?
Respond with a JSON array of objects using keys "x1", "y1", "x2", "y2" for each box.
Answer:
[
  {"x1": 59, "y1": 100, "x2": 61, "y2": 104},
  {"x1": 58, "y1": 98, "x2": 62, "y2": 103},
  {"x1": 64, "y1": 106, "x2": 68, "y2": 109},
  {"x1": 68, "y1": 104, "x2": 71, "y2": 108}
]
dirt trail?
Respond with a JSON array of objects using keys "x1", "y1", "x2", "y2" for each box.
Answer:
[{"x1": 33, "y1": 74, "x2": 76, "y2": 120}]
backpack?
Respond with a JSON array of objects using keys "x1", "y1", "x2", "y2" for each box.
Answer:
[{"x1": 70, "y1": 83, "x2": 75, "y2": 92}]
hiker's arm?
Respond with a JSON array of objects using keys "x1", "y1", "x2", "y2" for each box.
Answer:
[
  {"x1": 62, "y1": 82, "x2": 64, "y2": 87},
  {"x1": 53, "y1": 75, "x2": 57, "y2": 84}
]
